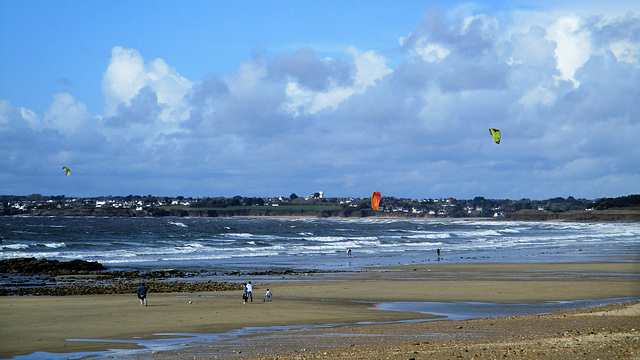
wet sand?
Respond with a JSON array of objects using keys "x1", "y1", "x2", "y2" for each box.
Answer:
[{"x1": 0, "y1": 262, "x2": 639, "y2": 359}]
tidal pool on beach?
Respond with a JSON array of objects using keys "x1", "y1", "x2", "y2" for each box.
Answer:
[
  {"x1": 372, "y1": 297, "x2": 640, "y2": 321},
  {"x1": 8, "y1": 297, "x2": 638, "y2": 360}
]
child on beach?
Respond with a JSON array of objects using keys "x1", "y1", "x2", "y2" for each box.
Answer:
[
  {"x1": 265, "y1": 289, "x2": 272, "y2": 301},
  {"x1": 243, "y1": 284, "x2": 248, "y2": 304}
]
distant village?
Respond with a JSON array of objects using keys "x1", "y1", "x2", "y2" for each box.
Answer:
[{"x1": 0, "y1": 192, "x2": 611, "y2": 219}]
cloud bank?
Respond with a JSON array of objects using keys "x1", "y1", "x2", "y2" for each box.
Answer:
[{"x1": 1, "y1": 8, "x2": 638, "y2": 199}]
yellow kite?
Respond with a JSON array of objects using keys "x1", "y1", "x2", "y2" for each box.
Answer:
[{"x1": 489, "y1": 128, "x2": 501, "y2": 144}]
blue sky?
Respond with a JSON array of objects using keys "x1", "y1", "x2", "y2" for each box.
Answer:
[{"x1": 1, "y1": 1, "x2": 639, "y2": 200}]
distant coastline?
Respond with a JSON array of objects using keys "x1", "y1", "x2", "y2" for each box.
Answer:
[
  {"x1": 9, "y1": 206, "x2": 640, "y2": 222},
  {"x1": 505, "y1": 209, "x2": 640, "y2": 222},
  {"x1": 3, "y1": 194, "x2": 639, "y2": 222}
]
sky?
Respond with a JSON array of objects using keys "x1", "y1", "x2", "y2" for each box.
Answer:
[{"x1": 1, "y1": 0, "x2": 639, "y2": 200}]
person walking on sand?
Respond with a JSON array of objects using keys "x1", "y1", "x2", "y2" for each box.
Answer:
[
  {"x1": 138, "y1": 283, "x2": 148, "y2": 306},
  {"x1": 265, "y1": 288, "x2": 272, "y2": 302},
  {"x1": 246, "y1": 281, "x2": 253, "y2": 302}
]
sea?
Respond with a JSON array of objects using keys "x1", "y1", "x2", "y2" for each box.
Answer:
[{"x1": 1, "y1": 216, "x2": 639, "y2": 273}]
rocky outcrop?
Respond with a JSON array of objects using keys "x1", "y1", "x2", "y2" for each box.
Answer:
[
  {"x1": 0, "y1": 257, "x2": 107, "y2": 275},
  {"x1": 1, "y1": 281, "x2": 243, "y2": 296},
  {"x1": 0, "y1": 258, "x2": 246, "y2": 296}
]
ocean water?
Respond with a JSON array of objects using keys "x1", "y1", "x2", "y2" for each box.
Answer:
[
  {"x1": 1, "y1": 216, "x2": 638, "y2": 273},
  {"x1": 3, "y1": 217, "x2": 639, "y2": 360}
]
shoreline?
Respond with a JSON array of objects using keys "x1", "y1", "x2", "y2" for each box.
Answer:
[{"x1": 1, "y1": 261, "x2": 639, "y2": 359}]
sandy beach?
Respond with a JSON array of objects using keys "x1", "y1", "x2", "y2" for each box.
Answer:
[{"x1": 1, "y1": 261, "x2": 639, "y2": 359}]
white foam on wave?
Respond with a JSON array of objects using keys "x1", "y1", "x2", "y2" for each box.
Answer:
[
  {"x1": 452, "y1": 229, "x2": 502, "y2": 237},
  {"x1": 10, "y1": 230, "x2": 37, "y2": 235},
  {"x1": 168, "y1": 221, "x2": 188, "y2": 228},
  {"x1": 1, "y1": 250, "x2": 61, "y2": 259},
  {"x1": 449, "y1": 220, "x2": 504, "y2": 227},
  {"x1": 381, "y1": 241, "x2": 444, "y2": 249},
  {"x1": 156, "y1": 250, "x2": 282, "y2": 261},
  {"x1": 499, "y1": 228, "x2": 524, "y2": 233},
  {"x1": 304, "y1": 236, "x2": 379, "y2": 244},
  {"x1": 172, "y1": 243, "x2": 206, "y2": 253},
  {"x1": 304, "y1": 236, "x2": 348, "y2": 243},
  {"x1": 220, "y1": 233, "x2": 283, "y2": 243},
  {"x1": 288, "y1": 244, "x2": 354, "y2": 255},
  {"x1": 196, "y1": 237, "x2": 235, "y2": 243},
  {"x1": 1, "y1": 243, "x2": 29, "y2": 250},
  {"x1": 222, "y1": 232, "x2": 256, "y2": 238},
  {"x1": 395, "y1": 233, "x2": 451, "y2": 240},
  {"x1": 43, "y1": 242, "x2": 66, "y2": 248}
]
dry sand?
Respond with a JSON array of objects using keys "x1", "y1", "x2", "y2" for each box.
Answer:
[{"x1": 1, "y1": 262, "x2": 638, "y2": 359}]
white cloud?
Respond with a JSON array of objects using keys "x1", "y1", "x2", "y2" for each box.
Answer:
[
  {"x1": 281, "y1": 46, "x2": 392, "y2": 116},
  {"x1": 226, "y1": 57, "x2": 269, "y2": 97},
  {"x1": 0, "y1": 100, "x2": 39, "y2": 131},
  {"x1": 42, "y1": 93, "x2": 93, "y2": 133},
  {"x1": 102, "y1": 47, "x2": 147, "y2": 115},
  {"x1": 609, "y1": 40, "x2": 640, "y2": 63},
  {"x1": 413, "y1": 41, "x2": 451, "y2": 62},
  {"x1": 519, "y1": 85, "x2": 557, "y2": 107},
  {"x1": 349, "y1": 47, "x2": 393, "y2": 89},
  {"x1": 546, "y1": 14, "x2": 593, "y2": 84},
  {"x1": 102, "y1": 46, "x2": 192, "y2": 129}
]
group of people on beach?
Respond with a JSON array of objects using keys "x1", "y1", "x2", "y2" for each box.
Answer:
[
  {"x1": 243, "y1": 281, "x2": 272, "y2": 304},
  {"x1": 136, "y1": 248, "x2": 445, "y2": 307},
  {"x1": 137, "y1": 281, "x2": 273, "y2": 306},
  {"x1": 135, "y1": 247, "x2": 444, "y2": 307}
]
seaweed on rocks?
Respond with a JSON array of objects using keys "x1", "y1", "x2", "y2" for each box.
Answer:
[
  {"x1": 0, "y1": 258, "x2": 244, "y2": 296},
  {"x1": 0, "y1": 257, "x2": 107, "y2": 275},
  {"x1": 1, "y1": 280, "x2": 242, "y2": 296}
]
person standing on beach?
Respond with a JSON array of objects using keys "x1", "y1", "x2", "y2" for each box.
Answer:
[
  {"x1": 437, "y1": 248, "x2": 441, "y2": 261},
  {"x1": 243, "y1": 284, "x2": 248, "y2": 304},
  {"x1": 347, "y1": 248, "x2": 352, "y2": 257},
  {"x1": 265, "y1": 288, "x2": 272, "y2": 301},
  {"x1": 246, "y1": 281, "x2": 253, "y2": 302},
  {"x1": 137, "y1": 283, "x2": 148, "y2": 306}
]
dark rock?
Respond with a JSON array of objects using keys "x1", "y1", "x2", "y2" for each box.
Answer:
[
  {"x1": 0, "y1": 257, "x2": 107, "y2": 275},
  {"x1": 0, "y1": 280, "x2": 243, "y2": 296}
]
